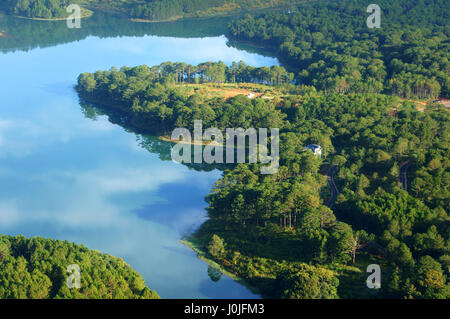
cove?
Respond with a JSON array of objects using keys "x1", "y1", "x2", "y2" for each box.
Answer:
[{"x1": 0, "y1": 13, "x2": 278, "y2": 298}]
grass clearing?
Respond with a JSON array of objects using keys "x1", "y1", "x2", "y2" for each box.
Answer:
[{"x1": 175, "y1": 82, "x2": 284, "y2": 100}]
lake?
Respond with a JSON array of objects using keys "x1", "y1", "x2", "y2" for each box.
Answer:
[{"x1": 0, "y1": 12, "x2": 278, "y2": 298}]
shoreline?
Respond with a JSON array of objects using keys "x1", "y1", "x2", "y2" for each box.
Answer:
[
  {"x1": 180, "y1": 236, "x2": 262, "y2": 297},
  {"x1": 158, "y1": 135, "x2": 221, "y2": 146},
  {"x1": 158, "y1": 135, "x2": 258, "y2": 151}
]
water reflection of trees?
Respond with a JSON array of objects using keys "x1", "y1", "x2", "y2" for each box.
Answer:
[{"x1": 80, "y1": 98, "x2": 232, "y2": 172}]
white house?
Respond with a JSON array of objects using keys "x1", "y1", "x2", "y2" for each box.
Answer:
[{"x1": 305, "y1": 144, "x2": 322, "y2": 157}]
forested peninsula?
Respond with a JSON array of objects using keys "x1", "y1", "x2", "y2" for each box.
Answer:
[
  {"x1": 77, "y1": 61, "x2": 449, "y2": 299},
  {"x1": 0, "y1": 235, "x2": 160, "y2": 299}
]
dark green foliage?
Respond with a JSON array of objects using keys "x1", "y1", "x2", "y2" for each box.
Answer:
[
  {"x1": 0, "y1": 235, "x2": 160, "y2": 299},
  {"x1": 0, "y1": 11, "x2": 235, "y2": 54}
]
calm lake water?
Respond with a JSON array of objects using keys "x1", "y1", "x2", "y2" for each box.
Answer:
[{"x1": 0, "y1": 13, "x2": 278, "y2": 298}]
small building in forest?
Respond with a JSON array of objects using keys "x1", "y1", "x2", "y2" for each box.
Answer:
[{"x1": 305, "y1": 144, "x2": 322, "y2": 157}]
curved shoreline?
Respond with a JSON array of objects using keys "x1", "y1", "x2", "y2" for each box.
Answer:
[{"x1": 128, "y1": 3, "x2": 303, "y2": 24}]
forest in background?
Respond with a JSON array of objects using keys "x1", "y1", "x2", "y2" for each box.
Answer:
[
  {"x1": 128, "y1": 0, "x2": 302, "y2": 21},
  {"x1": 0, "y1": 235, "x2": 160, "y2": 298},
  {"x1": 77, "y1": 61, "x2": 449, "y2": 299}
]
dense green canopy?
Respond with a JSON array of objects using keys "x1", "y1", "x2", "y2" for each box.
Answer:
[
  {"x1": 229, "y1": 0, "x2": 449, "y2": 98},
  {"x1": 1, "y1": 0, "x2": 72, "y2": 19}
]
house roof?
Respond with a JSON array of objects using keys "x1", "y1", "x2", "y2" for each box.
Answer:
[{"x1": 306, "y1": 144, "x2": 321, "y2": 150}]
